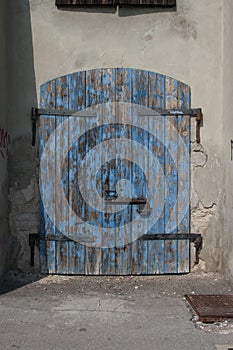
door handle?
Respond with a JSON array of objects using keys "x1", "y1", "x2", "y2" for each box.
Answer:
[
  {"x1": 105, "y1": 197, "x2": 147, "y2": 205},
  {"x1": 105, "y1": 190, "x2": 118, "y2": 200}
]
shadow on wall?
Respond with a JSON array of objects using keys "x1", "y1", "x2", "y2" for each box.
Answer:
[{"x1": 7, "y1": 0, "x2": 39, "y2": 274}]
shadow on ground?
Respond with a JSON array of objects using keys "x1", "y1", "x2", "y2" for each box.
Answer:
[{"x1": 0, "y1": 272, "x2": 46, "y2": 296}]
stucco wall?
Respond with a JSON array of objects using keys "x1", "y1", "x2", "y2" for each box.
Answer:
[
  {"x1": 6, "y1": 0, "x2": 231, "y2": 276},
  {"x1": 222, "y1": 0, "x2": 233, "y2": 279},
  {"x1": 0, "y1": 0, "x2": 9, "y2": 275}
]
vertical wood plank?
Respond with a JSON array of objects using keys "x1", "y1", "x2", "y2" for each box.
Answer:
[
  {"x1": 86, "y1": 69, "x2": 103, "y2": 107},
  {"x1": 115, "y1": 68, "x2": 133, "y2": 274},
  {"x1": 101, "y1": 68, "x2": 116, "y2": 275},
  {"x1": 69, "y1": 71, "x2": 86, "y2": 110},
  {"x1": 39, "y1": 80, "x2": 56, "y2": 273},
  {"x1": 164, "y1": 76, "x2": 178, "y2": 273},
  {"x1": 55, "y1": 75, "x2": 69, "y2": 274},
  {"x1": 177, "y1": 81, "x2": 191, "y2": 273},
  {"x1": 149, "y1": 72, "x2": 166, "y2": 109},
  {"x1": 85, "y1": 69, "x2": 102, "y2": 275},
  {"x1": 131, "y1": 69, "x2": 149, "y2": 274},
  {"x1": 147, "y1": 72, "x2": 166, "y2": 274},
  {"x1": 69, "y1": 242, "x2": 85, "y2": 274},
  {"x1": 46, "y1": 241, "x2": 56, "y2": 274},
  {"x1": 68, "y1": 71, "x2": 87, "y2": 274},
  {"x1": 177, "y1": 115, "x2": 190, "y2": 273}
]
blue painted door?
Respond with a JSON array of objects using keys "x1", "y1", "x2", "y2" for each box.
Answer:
[{"x1": 39, "y1": 68, "x2": 191, "y2": 274}]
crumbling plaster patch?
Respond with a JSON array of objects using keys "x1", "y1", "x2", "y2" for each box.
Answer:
[{"x1": 190, "y1": 135, "x2": 222, "y2": 272}]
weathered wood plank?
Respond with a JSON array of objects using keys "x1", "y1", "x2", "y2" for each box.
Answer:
[
  {"x1": 68, "y1": 72, "x2": 87, "y2": 274},
  {"x1": 86, "y1": 69, "x2": 103, "y2": 107},
  {"x1": 101, "y1": 68, "x2": 117, "y2": 275},
  {"x1": 149, "y1": 72, "x2": 166, "y2": 110},
  {"x1": 55, "y1": 76, "x2": 69, "y2": 273},
  {"x1": 131, "y1": 69, "x2": 148, "y2": 274},
  {"x1": 56, "y1": 241, "x2": 69, "y2": 274},
  {"x1": 164, "y1": 76, "x2": 178, "y2": 273},
  {"x1": 115, "y1": 68, "x2": 132, "y2": 274},
  {"x1": 68, "y1": 242, "x2": 86, "y2": 274},
  {"x1": 147, "y1": 72, "x2": 166, "y2": 273},
  {"x1": 39, "y1": 80, "x2": 57, "y2": 273},
  {"x1": 176, "y1": 80, "x2": 190, "y2": 273},
  {"x1": 177, "y1": 114, "x2": 190, "y2": 273},
  {"x1": 46, "y1": 241, "x2": 57, "y2": 274},
  {"x1": 85, "y1": 69, "x2": 102, "y2": 274},
  {"x1": 69, "y1": 71, "x2": 86, "y2": 111}
]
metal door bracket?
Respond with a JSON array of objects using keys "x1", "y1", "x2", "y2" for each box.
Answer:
[
  {"x1": 138, "y1": 107, "x2": 202, "y2": 117},
  {"x1": 137, "y1": 107, "x2": 203, "y2": 143},
  {"x1": 31, "y1": 107, "x2": 97, "y2": 118},
  {"x1": 29, "y1": 234, "x2": 40, "y2": 266},
  {"x1": 31, "y1": 107, "x2": 97, "y2": 146},
  {"x1": 141, "y1": 233, "x2": 203, "y2": 265},
  {"x1": 196, "y1": 110, "x2": 203, "y2": 144}
]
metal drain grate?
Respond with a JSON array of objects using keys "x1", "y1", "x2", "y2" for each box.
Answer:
[{"x1": 185, "y1": 294, "x2": 233, "y2": 323}]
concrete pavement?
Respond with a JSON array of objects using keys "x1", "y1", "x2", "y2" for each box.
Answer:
[{"x1": 0, "y1": 272, "x2": 233, "y2": 350}]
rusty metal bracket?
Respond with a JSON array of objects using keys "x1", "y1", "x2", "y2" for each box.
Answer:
[
  {"x1": 29, "y1": 232, "x2": 202, "y2": 267},
  {"x1": 31, "y1": 107, "x2": 97, "y2": 118},
  {"x1": 138, "y1": 107, "x2": 202, "y2": 117},
  {"x1": 31, "y1": 106, "x2": 203, "y2": 146},
  {"x1": 29, "y1": 234, "x2": 40, "y2": 266},
  {"x1": 31, "y1": 107, "x2": 97, "y2": 146},
  {"x1": 139, "y1": 108, "x2": 203, "y2": 144},
  {"x1": 31, "y1": 108, "x2": 38, "y2": 147},
  {"x1": 196, "y1": 110, "x2": 203, "y2": 144},
  {"x1": 231, "y1": 140, "x2": 233, "y2": 161},
  {"x1": 141, "y1": 233, "x2": 203, "y2": 265}
]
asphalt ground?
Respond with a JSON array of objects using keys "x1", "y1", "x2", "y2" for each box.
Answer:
[{"x1": 0, "y1": 272, "x2": 233, "y2": 350}]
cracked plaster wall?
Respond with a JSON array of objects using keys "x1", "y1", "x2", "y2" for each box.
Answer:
[
  {"x1": 222, "y1": 0, "x2": 233, "y2": 279},
  {"x1": 6, "y1": 0, "x2": 231, "y2": 276}
]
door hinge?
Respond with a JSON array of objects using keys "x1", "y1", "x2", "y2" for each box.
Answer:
[
  {"x1": 31, "y1": 107, "x2": 97, "y2": 146},
  {"x1": 141, "y1": 233, "x2": 203, "y2": 265}
]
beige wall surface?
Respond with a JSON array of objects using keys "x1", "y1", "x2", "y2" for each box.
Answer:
[
  {"x1": 0, "y1": 0, "x2": 9, "y2": 275},
  {"x1": 5, "y1": 0, "x2": 233, "y2": 277},
  {"x1": 222, "y1": 0, "x2": 233, "y2": 279}
]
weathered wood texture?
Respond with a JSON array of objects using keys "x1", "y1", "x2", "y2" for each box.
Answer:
[
  {"x1": 40, "y1": 68, "x2": 190, "y2": 275},
  {"x1": 56, "y1": 0, "x2": 176, "y2": 6}
]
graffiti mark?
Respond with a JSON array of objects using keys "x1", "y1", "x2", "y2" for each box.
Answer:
[{"x1": 0, "y1": 128, "x2": 10, "y2": 159}]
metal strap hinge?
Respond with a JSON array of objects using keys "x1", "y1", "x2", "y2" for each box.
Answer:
[
  {"x1": 141, "y1": 233, "x2": 203, "y2": 265},
  {"x1": 31, "y1": 107, "x2": 97, "y2": 146},
  {"x1": 29, "y1": 232, "x2": 203, "y2": 267},
  {"x1": 31, "y1": 106, "x2": 203, "y2": 146},
  {"x1": 138, "y1": 108, "x2": 203, "y2": 144}
]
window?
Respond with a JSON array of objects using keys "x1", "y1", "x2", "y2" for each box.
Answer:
[{"x1": 56, "y1": 0, "x2": 176, "y2": 7}]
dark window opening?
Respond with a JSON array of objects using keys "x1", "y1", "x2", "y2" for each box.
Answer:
[{"x1": 56, "y1": 0, "x2": 176, "y2": 7}]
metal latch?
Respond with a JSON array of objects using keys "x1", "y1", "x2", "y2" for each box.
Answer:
[
  {"x1": 105, "y1": 197, "x2": 147, "y2": 205},
  {"x1": 137, "y1": 202, "x2": 152, "y2": 217}
]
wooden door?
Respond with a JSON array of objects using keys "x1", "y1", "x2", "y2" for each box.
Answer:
[{"x1": 39, "y1": 68, "x2": 190, "y2": 274}]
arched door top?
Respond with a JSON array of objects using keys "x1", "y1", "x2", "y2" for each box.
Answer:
[{"x1": 40, "y1": 68, "x2": 190, "y2": 111}]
